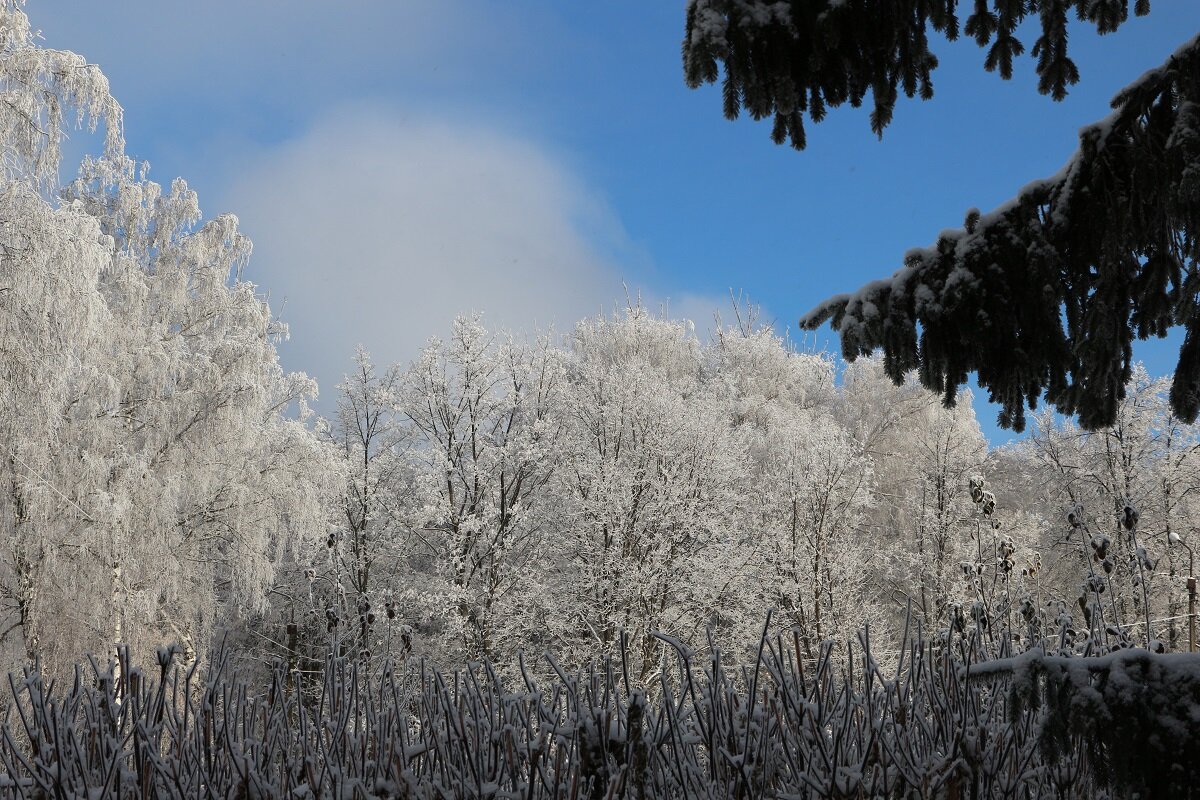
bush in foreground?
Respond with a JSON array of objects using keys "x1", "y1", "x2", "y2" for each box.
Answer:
[{"x1": 0, "y1": 625, "x2": 1197, "y2": 798}]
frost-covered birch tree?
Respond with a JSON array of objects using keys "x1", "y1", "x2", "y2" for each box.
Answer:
[
  {"x1": 0, "y1": 187, "x2": 112, "y2": 667},
  {"x1": 269, "y1": 349, "x2": 417, "y2": 676},
  {"x1": 548, "y1": 308, "x2": 751, "y2": 679},
  {"x1": 883, "y1": 382, "x2": 987, "y2": 629},
  {"x1": 745, "y1": 410, "x2": 876, "y2": 659},
  {"x1": 0, "y1": 3, "x2": 337, "y2": 677},
  {"x1": 401, "y1": 316, "x2": 562, "y2": 664},
  {"x1": 706, "y1": 326, "x2": 879, "y2": 658}
]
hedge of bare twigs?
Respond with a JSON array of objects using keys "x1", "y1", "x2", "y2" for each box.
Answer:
[{"x1": 1, "y1": 621, "x2": 1197, "y2": 799}]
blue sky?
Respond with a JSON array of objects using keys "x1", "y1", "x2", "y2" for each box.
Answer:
[{"x1": 31, "y1": 1, "x2": 1200, "y2": 443}]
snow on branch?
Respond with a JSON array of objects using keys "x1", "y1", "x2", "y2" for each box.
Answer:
[
  {"x1": 0, "y1": 3, "x2": 123, "y2": 185},
  {"x1": 684, "y1": 0, "x2": 1153, "y2": 149},
  {"x1": 801, "y1": 34, "x2": 1200, "y2": 431}
]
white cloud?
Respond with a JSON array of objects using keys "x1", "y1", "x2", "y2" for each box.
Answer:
[
  {"x1": 223, "y1": 107, "x2": 650, "y2": 401},
  {"x1": 30, "y1": 3, "x2": 732, "y2": 402}
]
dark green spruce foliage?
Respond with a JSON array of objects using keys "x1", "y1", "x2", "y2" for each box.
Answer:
[
  {"x1": 685, "y1": 1, "x2": 1200, "y2": 432},
  {"x1": 683, "y1": 0, "x2": 1151, "y2": 149},
  {"x1": 800, "y1": 36, "x2": 1200, "y2": 431},
  {"x1": 1006, "y1": 650, "x2": 1200, "y2": 798}
]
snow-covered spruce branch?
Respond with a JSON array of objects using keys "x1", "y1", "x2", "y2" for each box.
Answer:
[
  {"x1": 801, "y1": 34, "x2": 1200, "y2": 432},
  {"x1": 684, "y1": 0, "x2": 1156, "y2": 150}
]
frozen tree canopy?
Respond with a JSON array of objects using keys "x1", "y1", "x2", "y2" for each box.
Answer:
[
  {"x1": 0, "y1": 1, "x2": 337, "y2": 677},
  {"x1": 801, "y1": 36, "x2": 1200, "y2": 431},
  {"x1": 683, "y1": 0, "x2": 1153, "y2": 149}
]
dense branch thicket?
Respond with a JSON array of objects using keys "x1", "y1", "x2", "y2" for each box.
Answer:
[
  {"x1": 683, "y1": 0, "x2": 1153, "y2": 150},
  {"x1": 802, "y1": 35, "x2": 1200, "y2": 431},
  {"x1": 1, "y1": 625, "x2": 1196, "y2": 798}
]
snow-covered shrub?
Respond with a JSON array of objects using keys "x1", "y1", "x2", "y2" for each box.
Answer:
[
  {"x1": 989, "y1": 648, "x2": 1200, "y2": 799},
  {"x1": 1, "y1": 620, "x2": 1194, "y2": 798}
]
